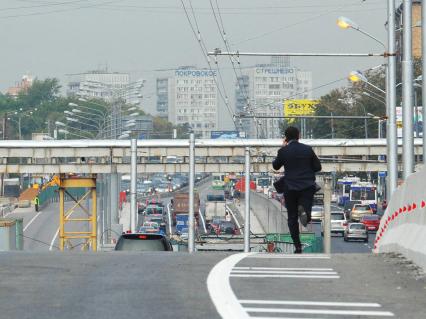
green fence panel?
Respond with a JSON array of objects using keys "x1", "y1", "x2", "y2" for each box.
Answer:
[{"x1": 265, "y1": 232, "x2": 323, "y2": 253}]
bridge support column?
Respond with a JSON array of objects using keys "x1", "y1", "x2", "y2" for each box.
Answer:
[
  {"x1": 188, "y1": 133, "x2": 195, "y2": 253},
  {"x1": 244, "y1": 147, "x2": 251, "y2": 253},
  {"x1": 110, "y1": 169, "x2": 120, "y2": 243},
  {"x1": 130, "y1": 139, "x2": 137, "y2": 233},
  {"x1": 323, "y1": 176, "x2": 332, "y2": 254}
]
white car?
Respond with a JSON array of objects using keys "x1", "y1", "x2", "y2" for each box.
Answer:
[
  {"x1": 311, "y1": 205, "x2": 324, "y2": 222},
  {"x1": 321, "y1": 211, "x2": 347, "y2": 236}
]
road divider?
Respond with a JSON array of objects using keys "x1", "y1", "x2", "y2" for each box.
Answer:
[{"x1": 374, "y1": 165, "x2": 426, "y2": 272}]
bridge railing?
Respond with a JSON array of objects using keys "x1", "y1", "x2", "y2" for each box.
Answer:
[
  {"x1": 374, "y1": 165, "x2": 426, "y2": 272},
  {"x1": 0, "y1": 138, "x2": 420, "y2": 174}
]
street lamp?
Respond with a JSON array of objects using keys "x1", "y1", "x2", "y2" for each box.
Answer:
[
  {"x1": 348, "y1": 70, "x2": 386, "y2": 94},
  {"x1": 337, "y1": 16, "x2": 386, "y2": 48}
]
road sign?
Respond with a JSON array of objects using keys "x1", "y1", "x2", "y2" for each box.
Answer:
[{"x1": 378, "y1": 171, "x2": 387, "y2": 177}]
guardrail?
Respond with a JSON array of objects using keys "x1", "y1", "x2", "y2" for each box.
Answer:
[{"x1": 374, "y1": 165, "x2": 426, "y2": 272}]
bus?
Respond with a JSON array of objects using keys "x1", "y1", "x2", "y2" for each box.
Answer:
[
  {"x1": 336, "y1": 176, "x2": 360, "y2": 206},
  {"x1": 349, "y1": 182, "x2": 378, "y2": 212},
  {"x1": 212, "y1": 173, "x2": 226, "y2": 190}
]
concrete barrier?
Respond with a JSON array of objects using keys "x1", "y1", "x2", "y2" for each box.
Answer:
[
  {"x1": 249, "y1": 191, "x2": 288, "y2": 233},
  {"x1": 374, "y1": 166, "x2": 426, "y2": 272}
]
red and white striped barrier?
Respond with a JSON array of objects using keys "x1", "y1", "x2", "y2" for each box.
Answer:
[{"x1": 374, "y1": 167, "x2": 426, "y2": 271}]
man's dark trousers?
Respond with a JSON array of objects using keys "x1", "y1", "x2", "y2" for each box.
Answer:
[{"x1": 283, "y1": 185, "x2": 316, "y2": 247}]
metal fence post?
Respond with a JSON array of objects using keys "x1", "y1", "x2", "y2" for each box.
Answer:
[
  {"x1": 244, "y1": 147, "x2": 251, "y2": 253},
  {"x1": 188, "y1": 133, "x2": 195, "y2": 253},
  {"x1": 130, "y1": 139, "x2": 137, "y2": 233},
  {"x1": 323, "y1": 176, "x2": 332, "y2": 254}
]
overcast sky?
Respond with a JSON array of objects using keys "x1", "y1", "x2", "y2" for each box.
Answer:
[{"x1": 0, "y1": 0, "x2": 391, "y2": 129}]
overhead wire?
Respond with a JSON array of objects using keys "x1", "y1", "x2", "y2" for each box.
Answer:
[
  {"x1": 179, "y1": 0, "x2": 238, "y2": 129},
  {"x1": 210, "y1": 0, "x2": 262, "y2": 137},
  {"x1": 0, "y1": 0, "x2": 122, "y2": 19}
]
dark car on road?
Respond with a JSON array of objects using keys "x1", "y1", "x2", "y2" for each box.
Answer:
[{"x1": 115, "y1": 233, "x2": 173, "y2": 251}]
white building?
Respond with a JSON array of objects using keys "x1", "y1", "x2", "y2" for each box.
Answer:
[
  {"x1": 236, "y1": 64, "x2": 312, "y2": 138},
  {"x1": 67, "y1": 71, "x2": 144, "y2": 106},
  {"x1": 161, "y1": 67, "x2": 218, "y2": 139}
]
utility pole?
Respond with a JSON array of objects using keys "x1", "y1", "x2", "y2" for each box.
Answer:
[{"x1": 402, "y1": 0, "x2": 414, "y2": 179}]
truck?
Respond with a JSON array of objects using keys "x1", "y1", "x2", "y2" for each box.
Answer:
[
  {"x1": 175, "y1": 214, "x2": 189, "y2": 236},
  {"x1": 172, "y1": 192, "x2": 200, "y2": 225},
  {"x1": 205, "y1": 194, "x2": 226, "y2": 222}
]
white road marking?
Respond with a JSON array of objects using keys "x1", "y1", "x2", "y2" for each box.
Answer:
[
  {"x1": 23, "y1": 211, "x2": 42, "y2": 232},
  {"x1": 207, "y1": 252, "x2": 253, "y2": 319},
  {"x1": 247, "y1": 254, "x2": 330, "y2": 259},
  {"x1": 231, "y1": 270, "x2": 338, "y2": 275},
  {"x1": 49, "y1": 228, "x2": 59, "y2": 251},
  {"x1": 231, "y1": 274, "x2": 340, "y2": 279},
  {"x1": 249, "y1": 317, "x2": 325, "y2": 319},
  {"x1": 49, "y1": 208, "x2": 77, "y2": 251},
  {"x1": 244, "y1": 307, "x2": 394, "y2": 316},
  {"x1": 226, "y1": 205, "x2": 242, "y2": 235},
  {"x1": 239, "y1": 300, "x2": 381, "y2": 307},
  {"x1": 234, "y1": 267, "x2": 334, "y2": 271}
]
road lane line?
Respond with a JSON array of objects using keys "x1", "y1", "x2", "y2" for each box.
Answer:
[
  {"x1": 244, "y1": 307, "x2": 394, "y2": 316},
  {"x1": 247, "y1": 254, "x2": 330, "y2": 259},
  {"x1": 226, "y1": 205, "x2": 242, "y2": 235},
  {"x1": 250, "y1": 317, "x2": 325, "y2": 319},
  {"x1": 49, "y1": 229, "x2": 59, "y2": 251},
  {"x1": 234, "y1": 267, "x2": 334, "y2": 271},
  {"x1": 231, "y1": 270, "x2": 338, "y2": 275},
  {"x1": 239, "y1": 300, "x2": 381, "y2": 307},
  {"x1": 23, "y1": 211, "x2": 42, "y2": 232},
  {"x1": 207, "y1": 253, "x2": 253, "y2": 319},
  {"x1": 49, "y1": 208, "x2": 77, "y2": 251},
  {"x1": 231, "y1": 274, "x2": 340, "y2": 279}
]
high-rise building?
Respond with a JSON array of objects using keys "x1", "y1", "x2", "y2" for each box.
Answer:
[
  {"x1": 67, "y1": 70, "x2": 144, "y2": 106},
  {"x1": 156, "y1": 78, "x2": 170, "y2": 117},
  {"x1": 235, "y1": 61, "x2": 312, "y2": 138},
  {"x1": 158, "y1": 67, "x2": 218, "y2": 138}
]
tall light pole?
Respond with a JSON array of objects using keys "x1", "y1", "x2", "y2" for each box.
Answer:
[
  {"x1": 338, "y1": 13, "x2": 398, "y2": 198},
  {"x1": 402, "y1": 0, "x2": 414, "y2": 179}
]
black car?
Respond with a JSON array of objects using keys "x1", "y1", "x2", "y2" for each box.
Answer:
[{"x1": 115, "y1": 233, "x2": 173, "y2": 251}]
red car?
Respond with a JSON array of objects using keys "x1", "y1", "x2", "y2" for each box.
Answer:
[{"x1": 361, "y1": 215, "x2": 381, "y2": 231}]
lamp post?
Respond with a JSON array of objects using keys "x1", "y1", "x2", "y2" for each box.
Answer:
[
  {"x1": 338, "y1": 12, "x2": 397, "y2": 198},
  {"x1": 402, "y1": 0, "x2": 414, "y2": 179}
]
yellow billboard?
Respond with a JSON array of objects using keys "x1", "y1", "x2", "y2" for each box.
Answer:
[{"x1": 284, "y1": 99, "x2": 319, "y2": 123}]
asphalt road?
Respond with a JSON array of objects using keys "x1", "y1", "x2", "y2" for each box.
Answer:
[
  {"x1": 310, "y1": 204, "x2": 375, "y2": 254},
  {"x1": 0, "y1": 251, "x2": 425, "y2": 319},
  {"x1": 6, "y1": 200, "x2": 92, "y2": 251}
]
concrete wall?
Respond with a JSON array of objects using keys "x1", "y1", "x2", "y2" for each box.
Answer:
[
  {"x1": 250, "y1": 191, "x2": 288, "y2": 233},
  {"x1": 374, "y1": 165, "x2": 426, "y2": 272}
]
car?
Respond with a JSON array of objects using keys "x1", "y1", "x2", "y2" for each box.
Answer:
[
  {"x1": 322, "y1": 211, "x2": 348, "y2": 236},
  {"x1": 114, "y1": 233, "x2": 173, "y2": 251},
  {"x1": 343, "y1": 200, "x2": 362, "y2": 219},
  {"x1": 350, "y1": 204, "x2": 373, "y2": 222},
  {"x1": 361, "y1": 214, "x2": 381, "y2": 231},
  {"x1": 219, "y1": 221, "x2": 238, "y2": 235},
  {"x1": 144, "y1": 204, "x2": 164, "y2": 215},
  {"x1": 311, "y1": 205, "x2": 324, "y2": 222},
  {"x1": 208, "y1": 216, "x2": 225, "y2": 234},
  {"x1": 344, "y1": 223, "x2": 368, "y2": 242}
]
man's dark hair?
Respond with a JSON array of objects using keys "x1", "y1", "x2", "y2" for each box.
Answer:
[{"x1": 285, "y1": 126, "x2": 299, "y2": 141}]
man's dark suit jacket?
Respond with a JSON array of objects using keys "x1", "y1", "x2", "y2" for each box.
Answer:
[{"x1": 272, "y1": 140, "x2": 322, "y2": 191}]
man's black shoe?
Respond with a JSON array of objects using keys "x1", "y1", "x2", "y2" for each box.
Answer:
[
  {"x1": 294, "y1": 247, "x2": 302, "y2": 254},
  {"x1": 298, "y1": 205, "x2": 308, "y2": 227}
]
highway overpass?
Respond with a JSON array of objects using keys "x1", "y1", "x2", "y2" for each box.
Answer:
[{"x1": 0, "y1": 138, "x2": 423, "y2": 173}]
